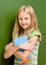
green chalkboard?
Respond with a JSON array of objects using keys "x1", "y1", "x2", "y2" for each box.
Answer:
[{"x1": 0, "y1": 0, "x2": 46, "y2": 65}]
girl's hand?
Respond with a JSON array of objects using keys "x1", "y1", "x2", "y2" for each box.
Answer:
[
  {"x1": 5, "y1": 43, "x2": 13, "y2": 51},
  {"x1": 22, "y1": 50, "x2": 30, "y2": 60},
  {"x1": 19, "y1": 41, "x2": 32, "y2": 51},
  {"x1": 19, "y1": 36, "x2": 38, "y2": 51}
]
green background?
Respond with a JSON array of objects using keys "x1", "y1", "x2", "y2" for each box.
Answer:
[{"x1": 0, "y1": 0, "x2": 46, "y2": 65}]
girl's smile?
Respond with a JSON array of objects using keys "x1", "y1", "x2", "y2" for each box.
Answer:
[{"x1": 18, "y1": 11, "x2": 31, "y2": 30}]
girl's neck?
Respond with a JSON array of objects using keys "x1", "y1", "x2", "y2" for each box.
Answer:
[
  {"x1": 19, "y1": 27, "x2": 34, "y2": 36},
  {"x1": 24, "y1": 27, "x2": 34, "y2": 35}
]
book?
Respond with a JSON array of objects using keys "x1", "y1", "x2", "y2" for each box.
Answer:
[{"x1": 14, "y1": 36, "x2": 32, "y2": 64}]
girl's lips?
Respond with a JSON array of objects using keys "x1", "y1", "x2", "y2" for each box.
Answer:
[{"x1": 22, "y1": 24, "x2": 28, "y2": 26}]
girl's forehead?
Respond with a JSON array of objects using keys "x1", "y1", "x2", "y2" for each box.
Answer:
[{"x1": 18, "y1": 11, "x2": 31, "y2": 17}]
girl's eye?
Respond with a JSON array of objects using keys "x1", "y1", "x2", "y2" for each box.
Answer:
[
  {"x1": 19, "y1": 18, "x2": 22, "y2": 20},
  {"x1": 25, "y1": 18, "x2": 29, "y2": 20}
]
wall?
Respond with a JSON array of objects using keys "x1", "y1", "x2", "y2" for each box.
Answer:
[{"x1": 0, "y1": 0, "x2": 46, "y2": 65}]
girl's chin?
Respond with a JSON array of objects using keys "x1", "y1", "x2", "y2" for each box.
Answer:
[{"x1": 22, "y1": 27, "x2": 28, "y2": 29}]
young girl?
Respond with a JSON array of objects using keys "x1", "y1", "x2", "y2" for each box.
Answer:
[{"x1": 4, "y1": 5, "x2": 42, "y2": 65}]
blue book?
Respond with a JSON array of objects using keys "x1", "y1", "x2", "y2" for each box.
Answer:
[
  {"x1": 14, "y1": 36, "x2": 28, "y2": 45},
  {"x1": 14, "y1": 36, "x2": 32, "y2": 61},
  {"x1": 14, "y1": 36, "x2": 28, "y2": 52}
]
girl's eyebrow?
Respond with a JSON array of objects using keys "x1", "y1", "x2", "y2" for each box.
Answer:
[
  {"x1": 18, "y1": 17, "x2": 29, "y2": 20},
  {"x1": 19, "y1": 17, "x2": 30, "y2": 19},
  {"x1": 24, "y1": 17, "x2": 29, "y2": 19}
]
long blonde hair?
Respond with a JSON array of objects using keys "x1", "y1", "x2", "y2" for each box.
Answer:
[{"x1": 12, "y1": 5, "x2": 42, "y2": 40}]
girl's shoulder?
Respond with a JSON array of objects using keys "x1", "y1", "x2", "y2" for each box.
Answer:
[{"x1": 28, "y1": 30, "x2": 41, "y2": 41}]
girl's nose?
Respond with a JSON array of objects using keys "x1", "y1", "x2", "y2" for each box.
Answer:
[{"x1": 22, "y1": 19, "x2": 25, "y2": 24}]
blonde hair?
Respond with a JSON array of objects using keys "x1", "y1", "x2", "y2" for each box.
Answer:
[{"x1": 12, "y1": 5, "x2": 42, "y2": 40}]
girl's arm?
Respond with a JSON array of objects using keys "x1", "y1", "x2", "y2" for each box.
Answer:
[
  {"x1": 4, "y1": 42, "x2": 19, "y2": 59},
  {"x1": 14, "y1": 50, "x2": 24, "y2": 58},
  {"x1": 19, "y1": 36, "x2": 38, "y2": 51},
  {"x1": 14, "y1": 50, "x2": 30, "y2": 60},
  {"x1": 14, "y1": 36, "x2": 38, "y2": 60}
]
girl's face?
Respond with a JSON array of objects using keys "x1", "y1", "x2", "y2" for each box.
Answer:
[{"x1": 18, "y1": 11, "x2": 31, "y2": 30}]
